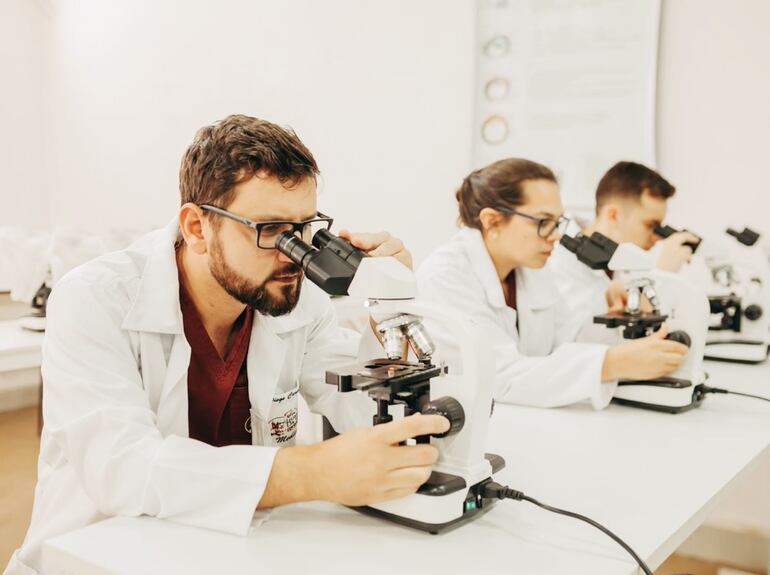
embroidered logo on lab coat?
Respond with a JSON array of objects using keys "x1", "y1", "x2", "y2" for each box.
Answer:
[
  {"x1": 269, "y1": 408, "x2": 298, "y2": 444},
  {"x1": 250, "y1": 385, "x2": 300, "y2": 447},
  {"x1": 269, "y1": 387, "x2": 299, "y2": 443}
]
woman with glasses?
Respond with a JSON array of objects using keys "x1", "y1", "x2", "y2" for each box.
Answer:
[{"x1": 417, "y1": 158, "x2": 687, "y2": 409}]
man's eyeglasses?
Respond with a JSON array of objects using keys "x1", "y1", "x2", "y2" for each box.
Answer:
[
  {"x1": 493, "y1": 206, "x2": 569, "y2": 238},
  {"x1": 200, "y1": 205, "x2": 333, "y2": 249}
]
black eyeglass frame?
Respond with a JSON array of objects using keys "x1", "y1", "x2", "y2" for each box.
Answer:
[
  {"x1": 199, "y1": 204, "x2": 334, "y2": 249},
  {"x1": 493, "y1": 206, "x2": 569, "y2": 238}
]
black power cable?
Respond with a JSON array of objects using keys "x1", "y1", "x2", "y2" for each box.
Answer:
[
  {"x1": 700, "y1": 386, "x2": 770, "y2": 403},
  {"x1": 482, "y1": 482, "x2": 653, "y2": 574},
  {"x1": 474, "y1": 387, "x2": 770, "y2": 575}
]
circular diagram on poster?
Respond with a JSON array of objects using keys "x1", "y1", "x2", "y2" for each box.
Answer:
[
  {"x1": 482, "y1": 35, "x2": 510, "y2": 58},
  {"x1": 481, "y1": 115, "x2": 509, "y2": 145},
  {"x1": 484, "y1": 77, "x2": 510, "y2": 101}
]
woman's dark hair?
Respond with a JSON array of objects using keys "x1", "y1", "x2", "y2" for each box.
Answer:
[{"x1": 456, "y1": 158, "x2": 557, "y2": 229}]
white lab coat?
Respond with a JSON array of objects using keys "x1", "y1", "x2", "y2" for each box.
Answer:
[
  {"x1": 548, "y1": 240, "x2": 612, "y2": 320},
  {"x1": 546, "y1": 233, "x2": 629, "y2": 349},
  {"x1": 416, "y1": 228, "x2": 615, "y2": 409},
  {"x1": 6, "y1": 221, "x2": 372, "y2": 575}
]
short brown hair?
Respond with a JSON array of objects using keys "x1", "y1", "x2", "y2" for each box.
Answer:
[
  {"x1": 179, "y1": 114, "x2": 319, "y2": 209},
  {"x1": 595, "y1": 161, "x2": 675, "y2": 214},
  {"x1": 456, "y1": 158, "x2": 557, "y2": 229}
]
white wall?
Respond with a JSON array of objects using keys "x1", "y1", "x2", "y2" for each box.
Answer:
[
  {"x1": 10, "y1": 0, "x2": 770, "y2": 258},
  {"x1": 657, "y1": 0, "x2": 770, "y2": 240},
  {"x1": 45, "y1": 0, "x2": 476, "y2": 264},
  {"x1": 0, "y1": 0, "x2": 50, "y2": 230},
  {"x1": 657, "y1": 0, "x2": 770, "y2": 545}
]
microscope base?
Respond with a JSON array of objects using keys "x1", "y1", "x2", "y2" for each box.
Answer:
[
  {"x1": 353, "y1": 453, "x2": 505, "y2": 535},
  {"x1": 704, "y1": 340, "x2": 769, "y2": 364},
  {"x1": 18, "y1": 314, "x2": 46, "y2": 332},
  {"x1": 612, "y1": 383, "x2": 705, "y2": 414}
]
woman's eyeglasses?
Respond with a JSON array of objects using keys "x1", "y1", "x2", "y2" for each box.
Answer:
[{"x1": 493, "y1": 206, "x2": 569, "y2": 238}]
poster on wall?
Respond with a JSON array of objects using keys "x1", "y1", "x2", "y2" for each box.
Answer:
[{"x1": 473, "y1": 0, "x2": 661, "y2": 214}]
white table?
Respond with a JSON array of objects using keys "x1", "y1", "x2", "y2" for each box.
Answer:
[
  {"x1": 0, "y1": 319, "x2": 43, "y2": 373},
  {"x1": 0, "y1": 319, "x2": 44, "y2": 412},
  {"x1": 42, "y1": 361, "x2": 770, "y2": 575},
  {"x1": 697, "y1": 359, "x2": 770, "y2": 541}
]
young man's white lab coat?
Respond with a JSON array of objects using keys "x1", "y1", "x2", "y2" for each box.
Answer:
[
  {"x1": 6, "y1": 221, "x2": 372, "y2": 575},
  {"x1": 416, "y1": 228, "x2": 616, "y2": 409},
  {"x1": 548, "y1": 240, "x2": 613, "y2": 320}
]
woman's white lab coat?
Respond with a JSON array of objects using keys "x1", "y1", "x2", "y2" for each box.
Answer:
[
  {"x1": 416, "y1": 228, "x2": 615, "y2": 410},
  {"x1": 6, "y1": 221, "x2": 371, "y2": 575}
]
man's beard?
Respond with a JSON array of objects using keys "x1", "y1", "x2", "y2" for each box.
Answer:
[{"x1": 209, "y1": 235, "x2": 303, "y2": 316}]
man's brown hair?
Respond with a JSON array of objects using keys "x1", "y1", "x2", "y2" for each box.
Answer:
[
  {"x1": 456, "y1": 158, "x2": 557, "y2": 230},
  {"x1": 179, "y1": 114, "x2": 319, "y2": 210},
  {"x1": 595, "y1": 161, "x2": 675, "y2": 214}
]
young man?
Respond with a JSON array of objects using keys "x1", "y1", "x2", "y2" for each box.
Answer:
[
  {"x1": 549, "y1": 161, "x2": 700, "y2": 318},
  {"x1": 7, "y1": 115, "x2": 448, "y2": 574}
]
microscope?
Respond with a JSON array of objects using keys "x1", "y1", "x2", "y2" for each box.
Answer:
[
  {"x1": 669, "y1": 224, "x2": 770, "y2": 364},
  {"x1": 560, "y1": 232, "x2": 710, "y2": 413},
  {"x1": 17, "y1": 282, "x2": 51, "y2": 332},
  {"x1": 276, "y1": 229, "x2": 505, "y2": 534},
  {"x1": 723, "y1": 226, "x2": 770, "y2": 274},
  {"x1": 700, "y1": 256, "x2": 770, "y2": 364}
]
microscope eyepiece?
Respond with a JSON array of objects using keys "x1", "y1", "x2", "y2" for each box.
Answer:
[
  {"x1": 654, "y1": 223, "x2": 701, "y2": 253},
  {"x1": 312, "y1": 228, "x2": 365, "y2": 269},
  {"x1": 653, "y1": 224, "x2": 676, "y2": 239},
  {"x1": 275, "y1": 231, "x2": 315, "y2": 268},
  {"x1": 559, "y1": 234, "x2": 581, "y2": 254},
  {"x1": 726, "y1": 227, "x2": 760, "y2": 247},
  {"x1": 560, "y1": 232, "x2": 617, "y2": 270}
]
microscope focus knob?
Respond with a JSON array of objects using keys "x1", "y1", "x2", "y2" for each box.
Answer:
[
  {"x1": 422, "y1": 397, "x2": 465, "y2": 438},
  {"x1": 665, "y1": 330, "x2": 691, "y2": 348},
  {"x1": 744, "y1": 304, "x2": 763, "y2": 321}
]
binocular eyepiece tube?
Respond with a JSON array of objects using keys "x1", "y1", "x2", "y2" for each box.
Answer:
[{"x1": 274, "y1": 229, "x2": 367, "y2": 297}]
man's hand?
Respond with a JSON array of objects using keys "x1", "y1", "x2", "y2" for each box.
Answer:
[
  {"x1": 258, "y1": 414, "x2": 449, "y2": 509},
  {"x1": 309, "y1": 414, "x2": 449, "y2": 505},
  {"x1": 606, "y1": 280, "x2": 654, "y2": 313},
  {"x1": 601, "y1": 324, "x2": 688, "y2": 381},
  {"x1": 605, "y1": 280, "x2": 628, "y2": 314},
  {"x1": 339, "y1": 229, "x2": 413, "y2": 270},
  {"x1": 656, "y1": 231, "x2": 699, "y2": 272}
]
